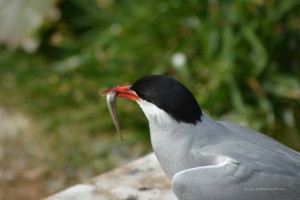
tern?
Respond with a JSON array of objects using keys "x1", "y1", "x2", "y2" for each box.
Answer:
[{"x1": 103, "y1": 75, "x2": 300, "y2": 200}]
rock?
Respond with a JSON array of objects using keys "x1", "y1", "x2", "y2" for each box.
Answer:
[{"x1": 44, "y1": 153, "x2": 177, "y2": 200}]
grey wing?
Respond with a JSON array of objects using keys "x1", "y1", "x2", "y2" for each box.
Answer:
[
  {"x1": 217, "y1": 121, "x2": 300, "y2": 177},
  {"x1": 219, "y1": 121, "x2": 300, "y2": 162},
  {"x1": 172, "y1": 156, "x2": 300, "y2": 200}
]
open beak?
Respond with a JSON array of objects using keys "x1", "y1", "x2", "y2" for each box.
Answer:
[
  {"x1": 102, "y1": 85, "x2": 139, "y2": 101},
  {"x1": 102, "y1": 85, "x2": 139, "y2": 141}
]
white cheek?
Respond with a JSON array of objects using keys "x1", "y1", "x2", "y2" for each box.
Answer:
[{"x1": 137, "y1": 100, "x2": 174, "y2": 127}]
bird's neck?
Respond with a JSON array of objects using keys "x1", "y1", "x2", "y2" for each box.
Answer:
[
  {"x1": 138, "y1": 101, "x2": 227, "y2": 178},
  {"x1": 137, "y1": 100, "x2": 206, "y2": 178}
]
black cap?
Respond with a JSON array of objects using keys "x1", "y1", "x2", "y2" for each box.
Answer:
[{"x1": 130, "y1": 75, "x2": 202, "y2": 124}]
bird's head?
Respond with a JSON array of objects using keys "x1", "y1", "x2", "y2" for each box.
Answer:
[{"x1": 103, "y1": 75, "x2": 203, "y2": 127}]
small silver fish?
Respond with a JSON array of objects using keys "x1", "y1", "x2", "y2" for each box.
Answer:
[{"x1": 106, "y1": 88, "x2": 123, "y2": 141}]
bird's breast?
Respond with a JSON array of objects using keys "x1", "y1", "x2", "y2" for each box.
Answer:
[{"x1": 149, "y1": 123, "x2": 198, "y2": 179}]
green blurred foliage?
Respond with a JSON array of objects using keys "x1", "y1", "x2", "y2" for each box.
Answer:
[
  {"x1": 0, "y1": 0, "x2": 299, "y2": 198},
  {"x1": 40, "y1": 0, "x2": 300, "y2": 145}
]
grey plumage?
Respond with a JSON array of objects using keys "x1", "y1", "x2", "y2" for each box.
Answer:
[{"x1": 171, "y1": 118, "x2": 300, "y2": 200}]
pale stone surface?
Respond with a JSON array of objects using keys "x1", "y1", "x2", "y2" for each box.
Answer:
[{"x1": 44, "y1": 153, "x2": 177, "y2": 200}]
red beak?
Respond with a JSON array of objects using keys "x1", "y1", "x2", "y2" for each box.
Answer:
[{"x1": 102, "y1": 85, "x2": 140, "y2": 101}]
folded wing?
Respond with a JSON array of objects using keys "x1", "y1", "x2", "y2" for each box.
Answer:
[{"x1": 172, "y1": 156, "x2": 300, "y2": 200}]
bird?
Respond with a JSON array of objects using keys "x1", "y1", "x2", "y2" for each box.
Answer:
[{"x1": 103, "y1": 75, "x2": 300, "y2": 200}]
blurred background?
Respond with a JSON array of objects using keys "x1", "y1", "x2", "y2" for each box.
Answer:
[{"x1": 0, "y1": 0, "x2": 299, "y2": 199}]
